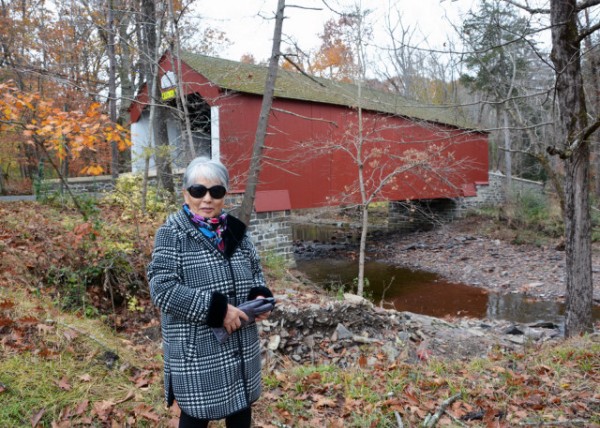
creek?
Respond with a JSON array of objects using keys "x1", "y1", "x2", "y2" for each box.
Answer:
[{"x1": 292, "y1": 224, "x2": 600, "y2": 325}]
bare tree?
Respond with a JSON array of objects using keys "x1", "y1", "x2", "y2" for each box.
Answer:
[
  {"x1": 505, "y1": 0, "x2": 600, "y2": 335},
  {"x1": 547, "y1": 0, "x2": 599, "y2": 336},
  {"x1": 167, "y1": 0, "x2": 195, "y2": 163},
  {"x1": 106, "y1": 0, "x2": 119, "y2": 179},
  {"x1": 238, "y1": 0, "x2": 286, "y2": 225},
  {"x1": 140, "y1": 0, "x2": 175, "y2": 203}
]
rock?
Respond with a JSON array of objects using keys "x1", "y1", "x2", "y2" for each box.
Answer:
[
  {"x1": 259, "y1": 286, "x2": 577, "y2": 367},
  {"x1": 332, "y1": 323, "x2": 353, "y2": 341},
  {"x1": 522, "y1": 327, "x2": 543, "y2": 340},
  {"x1": 343, "y1": 293, "x2": 370, "y2": 305},
  {"x1": 382, "y1": 342, "x2": 401, "y2": 362},
  {"x1": 303, "y1": 335, "x2": 315, "y2": 348},
  {"x1": 504, "y1": 326, "x2": 524, "y2": 335},
  {"x1": 506, "y1": 335, "x2": 525, "y2": 344},
  {"x1": 366, "y1": 356, "x2": 378, "y2": 367},
  {"x1": 267, "y1": 335, "x2": 281, "y2": 351},
  {"x1": 529, "y1": 321, "x2": 559, "y2": 329},
  {"x1": 523, "y1": 282, "x2": 544, "y2": 288},
  {"x1": 466, "y1": 328, "x2": 485, "y2": 337},
  {"x1": 397, "y1": 332, "x2": 411, "y2": 342}
]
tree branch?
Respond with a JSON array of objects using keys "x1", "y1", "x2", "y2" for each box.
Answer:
[
  {"x1": 281, "y1": 53, "x2": 326, "y2": 87},
  {"x1": 423, "y1": 393, "x2": 462, "y2": 428},
  {"x1": 577, "y1": 0, "x2": 600, "y2": 11},
  {"x1": 582, "y1": 117, "x2": 600, "y2": 141},
  {"x1": 578, "y1": 20, "x2": 600, "y2": 42},
  {"x1": 502, "y1": 0, "x2": 550, "y2": 14},
  {"x1": 271, "y1": 106, "x2": 338, "y2": 126}
]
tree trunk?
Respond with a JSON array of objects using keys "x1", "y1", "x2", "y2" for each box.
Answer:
[
  {"x1": 140, "y1": 0, "x2": 174, "y2": 201},
  {"x1": 155, "y1": 103, "x2": 175, "y2": 199},
  {"x1": 117, "y1": 0, "x2": 135, "y2": 123},
  {"x1": 549, "y1": 0, "x2": 593, "y2": 336},
  {"x1": 141, "y1": 154, "x2": 150, "y2": 214},
  {"x1": 117, "y1": 0, "x2": 135, "y2": 171},
  {"x1": 563, "y1": 145, "x2": 593, "y2": 335},
  {"x1": 238, "y1": 0, "x2": 285, "y2": 225},
  {"x1": 503, "y1": 108, "x2": 512, "y2": 190},
  {"x1": 355, "y1": 9, "x2": 368, "y2": 297},
  {"x1": 582, "y1": 9, "x2": 600, "y2": 199},
  {"x1": 107, "y1": 0, "x2": 119, "y2": 179},
  {"x1": 167, "y1": 0, "x2": 195, "y2": 163},
  {"x1": 356, "y1": 203, "x2": 368, "y2": 297},
  {"x1": 0, "y1": 165, "x2": 5, "y2": 195}
]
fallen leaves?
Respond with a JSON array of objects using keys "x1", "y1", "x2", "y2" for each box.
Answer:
[
  {"x1": 255, "y1": 338, "x2": 600, "y2": 427},
  {"x1": 57, "y1": 376, "x2": 72, "y2": 391},
  {"x1": 30, "y1": 408, "x2": 45, "y2": 427},
  {"x1": 2, "y1": 202, "x2": 599, "y2": 427}
]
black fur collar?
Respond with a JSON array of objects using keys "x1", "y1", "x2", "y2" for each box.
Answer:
[{"x1": 222, "y1": 214, "x2": 247, "y2": 258}]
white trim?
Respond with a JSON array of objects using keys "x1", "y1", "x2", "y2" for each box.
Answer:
[{"x1": 211, "y1": 106, "x2": 220, "y2": 160}]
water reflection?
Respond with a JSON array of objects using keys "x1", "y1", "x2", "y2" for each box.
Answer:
[{"x1": 294, "y1": 258, "x2": 600, "y2": 324}]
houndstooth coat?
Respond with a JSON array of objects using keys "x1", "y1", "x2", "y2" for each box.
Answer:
[{"x1": 147, "y1": 209, "x2": 272, "y2": 420}]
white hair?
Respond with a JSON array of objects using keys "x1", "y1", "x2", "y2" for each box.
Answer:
[{"x1": 182, "y1": 157, "x2": 229, "y2": 190}]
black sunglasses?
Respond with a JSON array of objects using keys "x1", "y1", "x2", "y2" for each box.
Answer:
[{"x1": 187, "y1": 184, "x2": 227, "y2": 199}]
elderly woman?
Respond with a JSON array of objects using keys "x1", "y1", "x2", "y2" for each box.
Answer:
[{"x1": 148, "y1": 156, "x2": 273, "y2": 428}]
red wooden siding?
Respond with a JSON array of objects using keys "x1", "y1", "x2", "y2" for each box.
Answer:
[{"x1": 130, "y1": 53, "x2": 489, "y2": 211}]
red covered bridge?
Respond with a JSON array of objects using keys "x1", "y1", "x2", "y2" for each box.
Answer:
[{"x1": 130, "y1": 51, "x2": 488, "y2": 212}]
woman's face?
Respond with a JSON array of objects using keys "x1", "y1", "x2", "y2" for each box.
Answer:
[{"x1": 183, "y1": 175, "x2": 226, "y2": 219}]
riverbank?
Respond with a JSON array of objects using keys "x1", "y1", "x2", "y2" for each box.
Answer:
[
  {"x1": 375, "y1": 215, "x2": 600, "y2": 304},
  {"x1": 284, "y1": 214, "x2": 600, "y2": 362},
  {"x1": 293, "y1": 212, "x2": 600, "y2": 304}
]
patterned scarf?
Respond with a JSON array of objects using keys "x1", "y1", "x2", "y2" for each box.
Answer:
[{"x1": 183, "y1": 204, "x2": 228, "y2": 252}]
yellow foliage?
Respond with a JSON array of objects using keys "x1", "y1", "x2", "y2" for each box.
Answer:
[
  {"x1": 80, "y1": 164, "x2": 105, "y2": 176},
  {"x1": 0, "y1": 81, "x2": 131, "y2": 176}
]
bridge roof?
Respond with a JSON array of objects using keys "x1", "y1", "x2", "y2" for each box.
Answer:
[{"x1": 178, "y1": 51, "x2": 479, "y2": 131}]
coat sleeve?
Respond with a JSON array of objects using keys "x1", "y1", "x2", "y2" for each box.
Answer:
[{"x1": 147, "y1": 224, "x2": 228, "y2": 326}]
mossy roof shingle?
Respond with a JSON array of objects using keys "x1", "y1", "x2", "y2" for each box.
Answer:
[{"x1": 179, "y1": 51, "x2": 477, "y2": 130}]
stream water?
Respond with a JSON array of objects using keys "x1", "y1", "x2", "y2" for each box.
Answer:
[{"x1": 292, "y1": 225, "x2": 600, "y2": 324}]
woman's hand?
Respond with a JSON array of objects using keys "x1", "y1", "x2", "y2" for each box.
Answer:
[
  {"x1": 254, "y1": 296, "x2": 272, "y2": 322},
  {"x1": 223, "y1": 304, "x2": 249, "y2": 334}
]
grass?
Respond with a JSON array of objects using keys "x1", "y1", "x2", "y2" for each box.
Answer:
[
  {"x1": 255, "y1": 338, "x2": 600, "y2": 427},
  {"x1": 0, "y1": 286, "x2": 170, "y2": 427}
]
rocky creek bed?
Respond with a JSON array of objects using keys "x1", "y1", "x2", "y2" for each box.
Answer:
[{"x1": 260, "y1": 216, "x2": 600, "y2": 367}]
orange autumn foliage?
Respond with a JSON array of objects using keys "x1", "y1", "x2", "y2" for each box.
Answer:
[{"x1": 0, "y1": 82, "x2": 130, "y2": 176}]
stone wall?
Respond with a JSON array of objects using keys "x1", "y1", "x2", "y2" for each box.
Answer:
[
  {"x1": 250, "y1": 210, "x2": 294, "y2": 262},
  {"x1": 40, "y1": 175, "x2": 116, "y2": 195},
  {"x1": 387, "y1": 172, "x2": 546, "y2": 231},
  {"x1": 457, "y1": 171, "x2": 546, "y2": 213},
  {"x1": 223, "y1": 193, "x2": 294, "y2": 263}
]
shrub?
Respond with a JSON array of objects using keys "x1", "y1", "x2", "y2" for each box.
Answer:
[
  {"x1": 261, "y1": 250, "x2": 288, "y2": 280},
  {"x1": 504, "y1": 190, "x2": 563, "y2": 238},
  {"x1": 102, "y1": 173, "x2": 177, "y2": 219}
]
